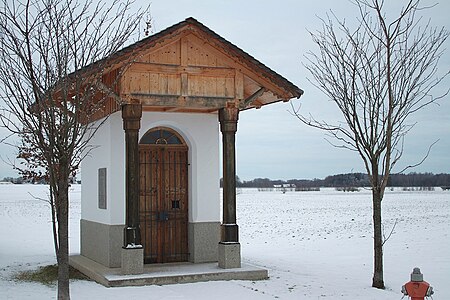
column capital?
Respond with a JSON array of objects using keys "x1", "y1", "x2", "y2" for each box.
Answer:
[
  {"x1": 219, "y1": 107, "x2": 239, "y2": 133},
  {"x1": 122, "y1": 103, "x2": 142, "y2": 131}
]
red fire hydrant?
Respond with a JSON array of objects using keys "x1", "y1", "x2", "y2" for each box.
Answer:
[{"x1": 401, "y1": 267, "x2": 434, "y2": 300}]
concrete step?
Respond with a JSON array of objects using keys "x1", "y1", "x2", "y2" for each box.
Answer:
[{"x1": 69, "y1": 255, "x2": 268, "y2": 287}]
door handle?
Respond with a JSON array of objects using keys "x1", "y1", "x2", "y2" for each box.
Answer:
[{"x1": 159, "y1": 211, "x2": 169, "y2": 221}]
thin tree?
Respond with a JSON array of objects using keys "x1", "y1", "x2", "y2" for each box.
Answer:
[
  {"x1": 294, "y1": 0, "x2": 449, "y2": 289},
  {"x1": 0, "y1": 0, "x2": 148, "y2": 298}
]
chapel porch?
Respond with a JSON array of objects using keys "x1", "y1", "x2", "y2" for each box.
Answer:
[{"x1": 70, "y1": 255, "x2": 267, "y2": 287}]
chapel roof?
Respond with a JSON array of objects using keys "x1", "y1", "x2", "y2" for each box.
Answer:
[{"x1": 73, "y1": 17, "x2": 303, "y2": 115}]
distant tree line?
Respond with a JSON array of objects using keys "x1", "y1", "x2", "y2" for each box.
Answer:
[
  {"x1": 220, "y1": 173, "x2": 450, "y2": 188},
  {"x1": 1, "y1": 176, "x2": 77, "y2": 185},
  {"x1": 1, "y1": 177, "x2": 28, "y2": 184},
  {"x1": 4, "y1": 172, "x2": 450, "y2": 187}
]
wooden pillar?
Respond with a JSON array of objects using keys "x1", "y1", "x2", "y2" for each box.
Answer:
[
  {"x1": 219, "y1": 107, "x2": 239, "y2": 243},
  {"x1": 122, "y1": 103, "x2": 142, "y2": 248}
]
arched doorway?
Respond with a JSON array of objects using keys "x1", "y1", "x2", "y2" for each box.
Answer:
[{"x1": 139, "y1": 127, "x2": 189, "y2": 263}]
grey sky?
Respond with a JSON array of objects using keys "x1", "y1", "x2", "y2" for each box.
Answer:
[{"x1": 1, "y1": 0, "x2": 449, "y2": 180}]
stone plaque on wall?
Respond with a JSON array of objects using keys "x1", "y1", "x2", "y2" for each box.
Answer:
[{"x1": 98, "y1": 168, "x2": 107, "y2": 209}]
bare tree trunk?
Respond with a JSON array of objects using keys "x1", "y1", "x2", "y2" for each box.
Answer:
[
  {"x1": 50, "y1": 186, "x2": 59, "y2": 257},
  {"x1": 56, "y1": 173, "x2": 70, "y2": 300},
  {"x1": 372, "y1": 188, "x2": 384, "y2": 289}
]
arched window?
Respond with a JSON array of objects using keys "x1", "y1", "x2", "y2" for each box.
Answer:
[{"x1": 140, "y1": 127, "x2": 185, "y2": 145}]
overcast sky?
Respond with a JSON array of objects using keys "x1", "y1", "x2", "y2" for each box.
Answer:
[{"x1": 1, "y1": 0, "x2": 449, "y2": 180}]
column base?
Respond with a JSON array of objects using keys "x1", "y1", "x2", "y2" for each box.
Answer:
[
  {"x1": 218, "y1": 242, "x2": 241, "y2": 269},
  {"x1": 121, "y1": 247, "x2": 144, "y2": 275},
  {"x1": 221, "y1": 223, "x2": 239, "y2": 243}
]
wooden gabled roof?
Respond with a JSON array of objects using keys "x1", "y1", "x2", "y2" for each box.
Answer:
[{"x1": 81, "y1": 17, "x2": 303, "y2": 117}]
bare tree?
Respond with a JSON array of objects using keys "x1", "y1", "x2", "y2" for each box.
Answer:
[
  {"x1": 0, "y1": 0, "x2": 148, "y2": 298},
  {"x1": 294, "y1": 0, "x2": 449, "y2": 289}
]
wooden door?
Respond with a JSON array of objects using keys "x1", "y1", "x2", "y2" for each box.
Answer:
[{"x1": 139, "y1": 129, "x2": 189, "y2": 264}]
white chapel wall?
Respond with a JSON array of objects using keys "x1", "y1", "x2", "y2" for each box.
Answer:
[
  {"x1": 81, "y1": 110, "x2": 220, "y2": 226},
  {"x1": 80, "y1": 112, "x2": 125, "y2": 225}
]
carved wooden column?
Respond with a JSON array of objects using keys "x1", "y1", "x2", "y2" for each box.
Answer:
[
  {"x1": 218, "y1": 106, "x2": 241, "y2": 268},
  {"x1": 121, "y1": 103, "x2": 143, "y2": 274}
]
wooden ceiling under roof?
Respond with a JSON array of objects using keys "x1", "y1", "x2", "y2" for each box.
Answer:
[{"x1": 83, "y1": 17, "x2": 303, "y2": 119}]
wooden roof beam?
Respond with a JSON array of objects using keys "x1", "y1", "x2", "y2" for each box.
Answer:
[
  {"x1": 142, "y1": 106, "x2": 219, "y2": 113},
  {"x1": 129, "y1": 93, "x2": 232, "y2": 109},
  {"x1": 97, "y1": 81, "x2": 124, "y2": 105},
  {"x1": 240, "y1": 87, "x2": 266, "y2": 109}
]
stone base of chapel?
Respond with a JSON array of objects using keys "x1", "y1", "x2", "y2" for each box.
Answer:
[{"x1": 80, "y1": 219, "x2": 221, "y2": 268}]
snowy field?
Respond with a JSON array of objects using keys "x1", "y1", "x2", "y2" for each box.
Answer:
[{"x1": 0, "y1": 184, "x2": 449, "y2": 299}]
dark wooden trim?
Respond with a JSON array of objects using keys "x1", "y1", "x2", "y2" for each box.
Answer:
[
  {"x1": 142, "y1": 106, "x2": 218, "y2": 113},
  {"x1": 130, "y1": 94, "x2": 232, "y2": 109}
]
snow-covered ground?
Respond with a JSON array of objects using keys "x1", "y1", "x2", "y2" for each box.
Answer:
[{"x1": 0, "y1": 185, "x2": 448, "y2": 299}]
